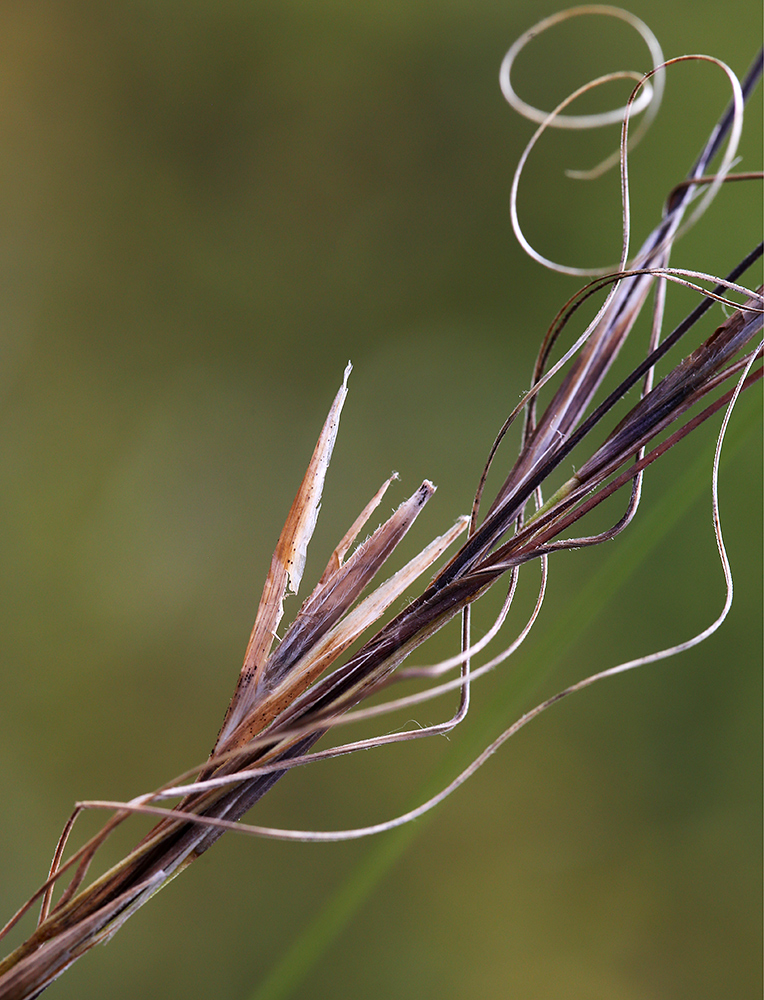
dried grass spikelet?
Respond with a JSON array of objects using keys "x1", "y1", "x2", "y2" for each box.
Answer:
[{"x1": 0, "y1": 9, "x2": 762, "y2": 999}]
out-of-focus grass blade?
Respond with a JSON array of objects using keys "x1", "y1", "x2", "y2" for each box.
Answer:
[{"x1": 246, "y1": 400, "x2": 760, "y2": 1000}]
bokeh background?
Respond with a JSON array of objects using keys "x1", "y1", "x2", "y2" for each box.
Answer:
[{"x1": 0, "y1": 2, "x2": 760, "y2": 998}]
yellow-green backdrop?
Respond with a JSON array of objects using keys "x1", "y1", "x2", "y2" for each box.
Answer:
[{"x1": 0, "y1": 3, "x2": 760, "y2": 998}]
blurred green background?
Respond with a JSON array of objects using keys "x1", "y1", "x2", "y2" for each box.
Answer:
[{"x1": 0, "y1": 2, "x2": 760, "y2": 998}]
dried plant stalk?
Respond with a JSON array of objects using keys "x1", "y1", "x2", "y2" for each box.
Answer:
[{"x1": 0, "y1": 12, "x2": 761, "y2": 1000}]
